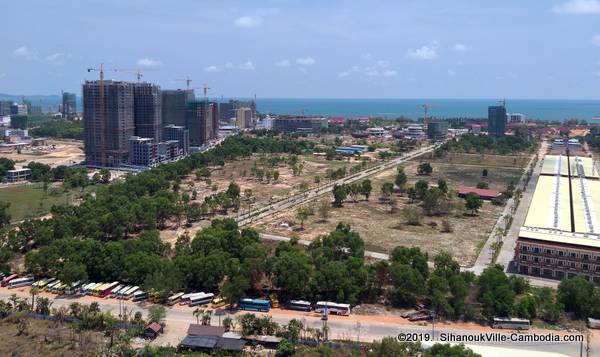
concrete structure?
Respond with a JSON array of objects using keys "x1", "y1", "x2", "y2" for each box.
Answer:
[
  {"x1": 5, "y1": 168, "x2": 31, "y2": 183},
  {"x1": 367, "y1": 127, "x2": 386, "y2": 137},
  {"x1": 218, "y1": 102, "x2": 235, "y2": 122},
  {"x1": 488, "y1": 105, "x2": 507, "y2": 137},
  {"x1": 83, "y1": 80, "x2": 135, "y2": 167},
  {"x1": 157, "y1": 140, "x2": 182, "y2": 162},
  {"x1": 515, "y1": 153, "x2": 600, "y2": 282},
  {"x1": 128, "y1": 136, "x2": 158, "y2": 167},
  {"x1": 272, "y1": 116, "x2": 328, "y2": 133},
  {"x1": 62, "y1": 92, "x2": 77, "y2": 118},
  {"x1": 133, "y1": 83, "x2": 162, "y2": 142},
  {"x1": 163, "y1": 124, "x2": 189, "y2": 155},
  {"x1": 10, "y1": 115, "x2": 27, "y2": 130},
  {"x1": 255, "y1": 115, "x2": 273, "y2": 130},
  {"x1": 406, "y1": 124, "x2": 426, "y2": 140},
  {"x1": 186, "y1": 101, "x2": 214, "y2": 147},
  {"x1": 470, "y1": 124, "x2": 482, "y2": 135},
  {"x1": 161, "y1": 89, "x2": 194, "y2": 127},
  {"x1": 0, "y1": 101, "x2": 11, "y2": 116},
  {"x1": 507, "y1": 113, "x2": 526, "y2": 123},
  {"x1": 235, "y1": 107, "x2": 252, "y2": 129},
  {"x1": 426, "y1": 121, "x2": 448, "y2": 141},
  {"x1": 10, "y1": 103, "x2": 27, "y2": 116}
]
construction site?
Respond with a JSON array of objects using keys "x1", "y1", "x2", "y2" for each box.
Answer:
[{"x1": 515, "y1": 139, "x2": 600, "y2": 282}]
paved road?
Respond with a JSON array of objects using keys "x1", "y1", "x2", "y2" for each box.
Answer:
[
  {"x1": 0, "y1": 289, "x2": 586, "y2": 356},
  {"x1": 235, "y1": 145, "x2": 438, "y2": 227},
  {"x1": 469, "y1": 142, "x2": 547, "y2": 275}
]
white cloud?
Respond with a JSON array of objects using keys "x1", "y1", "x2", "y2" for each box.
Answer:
[
  {"x1": 296, "y1": 57, "x2": 316, "y2": 65},
  {"x1": 275, "y1": 59, "x2": 291, "y2": 67},
  {"x1": 361, "y1": 53, "x2": 374, "y2": 61},
  {"x1": 376, "y1": 60, "x2": 390, "y2": 68},
  {"x1": 351, "y1": 66, "x2": 360, "y2": 72},
  {"x1": 137, "y1": 58, "x2": 162, "y2": 68},
  {"x1": 593, "y1": 34, "x2": 600, "y2": 46},
  {"x1": 407, "y1": 45, "x2": 438, "y2": 60},
  {"x1": 382, "y1": 69, "x2": 397, "y2": 77},
  {"x1": 338, "y1": 71, "x2": 350, "y2": 78},
  {"x1": 13, "y1": 46, "x2": 36, "y2": 59},
  {"x1": 453, "y1": 43, "x2": 471, "y2": 52},
  {"x1": 45, "y1": 52, "x2": 67, "y2": 65},
  {"x1": 239, "y1": 61, "x2": 255, "y2": 70},
  {"x1": 365, "y1": 69, "x2": 379, "y2": 77},
  {"x1": 203, "y1": 65, "x2": 220, "y2": 72},
  {"x1": 552, "y1": 0, "x2": 600, "y2": 14},
  {"x1": 298, "y1": 67, "x2": 307, "y2": 73},
  {"x1": 234, "y1": 15, "x2": 263, "y2": 28}
]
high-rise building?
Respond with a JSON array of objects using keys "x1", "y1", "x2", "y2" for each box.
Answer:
[
  {"x1": 219, "y1": 102, "x2": 235, "y2": 121},
  {"x1": 10, "y1": 103, "x2": 27, "y2": 116},
  {"x1": 133, "y1": 83, "x2": 162, "y2": 142},
  {"x1": 83, "y1": 80, "x2": 135, "y2": 167},
  {"x1": 186, "y1": 101, "x2": 210, "y2": 147},
  {"x1": 236, "y1": 107, "x2": 253, "y2": 129},
  {"x1": 62, "y1": 92, "x2": 77, "y2": 117},
  {"x1": 161, "y1": 89, "x2": 195, "y2": 127},
  {"x1": 488, "y1": 105, "x2": 506, "y2": 137},
  {"x1": 0, "y1": 101, "x2": 12, "y2": 116},
  {"x1": 163, "y1": 124, "x2": 189, "y2": 155}
]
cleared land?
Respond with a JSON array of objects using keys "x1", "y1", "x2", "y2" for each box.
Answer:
[
  {"x1": 1, "y1": 139, "x2": 84, "y2": 168},
  {"x1": 252, "y1": 153, "x2": 527, "y2": 266},
  {"x1": 0, "y1": 183, "x2": 87, "y2": 222}
]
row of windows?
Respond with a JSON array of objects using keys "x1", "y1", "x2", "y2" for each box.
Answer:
[
  {"x1": 520, "y1": 254, "x2": 600, "y2": 271},
  {"x1": 519, "y1": 244, "x2": 598, "y2": 261}
]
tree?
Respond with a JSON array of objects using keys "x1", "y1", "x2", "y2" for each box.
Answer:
[
  {"x1": 226, "y1": 182, "x2": 241, "y2": 198},
  {"x1": 415, "y1": 180, "x2": 429, "y2": 199},
  {"x1": 273, "y1": 252, "x2": 313, "y2": 297},
  {"x1": 222, "y1": 274, "x2": 250, "y2": 307},
  {"x1": 380, "y1": 182, "x2": 394, "y2": 201},
  {"x1": 464, "y1": 193, "x2": 483, "y2": 215},
  {"x1": 370, "y1": 337, "x2": 422, "y2": 356},
  {"x1": 422, "y1": 188, "x2": 443, "y2": 216},
  {"x1": 332, "y1": 184, "x2": 348, "y2": 207},
  {"x1": 147, "y1": 306, "x2": 166, "y2": 325},
  {"x1": 557, "y1": 276, "x2": 595, "y2": 318},
  {"x1": 424, "y1": 343, "x2": 481, "y2": 357},
  {"x1": 317, "y1": 201, "x2": 331, "y2": 222},
  {"x1": 0, "y1": 201, "x2": 10, "y2": 228},
  {"x1": 360, "y1": 179, "x2": 373, "y2": 201},
  {"x1": 99, "y1": 168, "x2": 111, "y2": 184},
  {"x1": 296, "y1": 207, "x2": 312, "y2": 229},
  {"x1": 276, "y1": 339, "x2": 295, "y2": 357},
  {"x1": 402, "y1": 206, "x2": 423, "y2": 226},
  {"x1": 437, "y1": 179, "x2": 448, "y2": 194},
  {"x1": 395, "y1": 169, "x2": 407, "y2": 191},
  {"x1": 476, "y1": 181, "x2": 489, "y2": 189},
  {"x1": 417, "y1": 162, "x2": 433, "y2": 175},
  {"x1": 58, "y1": 261, "x2": 88, "y2": 285}
]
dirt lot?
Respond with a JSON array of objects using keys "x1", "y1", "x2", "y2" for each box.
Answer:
[
  {"x1": 251, "y1": 153, "x2": 526, "y2": 266},
  {"x1": 1, "y1": 139, "x2": 84, "y2": 168}
]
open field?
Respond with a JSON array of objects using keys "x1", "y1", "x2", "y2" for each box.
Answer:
[
  {"x1": 252, "y1": 153, "x2": 527, "y2": 266},
  {"x1": 1, "y1": 139, "x2": 84, "y2": 168},
  {"x1": 0, "y1": 319, "x2": 104, "y2": 356},
  {"x1": 0, "y1": 183, "x2": 88, "y2": 222}
]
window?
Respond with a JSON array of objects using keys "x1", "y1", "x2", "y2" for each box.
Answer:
[
  {"x1": 545, "y1": 249, "x2": 551, "y2": 254},
  {"x1": 520, "y1": 255, "x2": 527, "y2": 261},
  {"x1": 559, "y1": 251, "x2": 564, "y2": 256},
  {"x1": 583, "y1": 264, "x2": 589, "y2": 271},
  {"x1": 534, "y1": 257, "x2": 540, "y2": 263},
  {"x1": 571, "y1": 262, "x2": 576, "y2": 268},
  {"x1": 570, "y1": 252, "x2": 577, "y2": 258},
  {"x1": 545, "y1": 259, "x2": 551, "y2": 264},
  {"x1": 534, "y1": 247, "x2": 540, "y2": 253},
  {"x1": 558, "y1": 260, "x2": 563, "y2": 266},
  {"x1": 583, "y1": 254, "x2": 590, "y2": 261}
]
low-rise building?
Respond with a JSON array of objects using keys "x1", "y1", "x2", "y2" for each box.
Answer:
[
  {"x1": 272, "y1": 116, "x2": 328, "y2": 133},
  {"x1": 5, "y1": 168, "x2": 31, "y2": 183},
  {"x1": 129, "y1": 136, "x2": 158, "y2": 167}
]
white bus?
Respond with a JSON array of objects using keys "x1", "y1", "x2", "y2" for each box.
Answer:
[
  {"x1": 132, "y1": 290, "x2": 148, "y2": 302},
  {"x1": 120, "y1": 286, "x2": 139, "y2": 299},
  {"x1": 8, "y1": 276, "x2": 34, "y2": 289},
  {"x1": 492, "y1": 318, "x2": 530, "y2": 330},
  {"x1": 46, "y1": 280, "x2": 62, "y2": 293},
  {"x1": 109, "y1": 285, "x2": 125, "y2": 298},
  {"x1": 179, "y1": 292, "x2": 200, "y2": 305},
  {"x1": 65, "y1": 281, "x2": 82, "y2": 295},
  {"x1": 314, "y1": 301, "x2": 351, "y2": 316},
  {"x1": 189, "y1": 293, "x2": 215, "y2": 307},
  {"x1": 167, "y1": 292, "x2": 185, "y2": 306}
]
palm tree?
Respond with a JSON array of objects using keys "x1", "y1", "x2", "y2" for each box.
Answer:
[
  {"x1": 202, "y1": 309, "x2": 213, "y2": 326},
  {"x1": 193, "y1": 307, "x2": 204, "y2": 324},
  {"x1": 9, "y1": 294, "x2": 19, "y2": 312},
  {"x1": 29, "y1": 286, "x2": 39, "y2": 311}
]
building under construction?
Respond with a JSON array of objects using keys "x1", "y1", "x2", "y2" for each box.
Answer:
[
  {"x1": 83, "y1": 80, "x2": 135, "y2": 167},
  {"x1": 186, "y1": 100, "x2": 218, "y2": 147},
  {"x1": 162, "y1": 89, "x2": 195, "y2": 127},
  {"x1": 514, "y1": 148, "x2": 600, "y2": 283},
  {"x1": 133, "y1": 83, "x2": 162, "y2": 142}
]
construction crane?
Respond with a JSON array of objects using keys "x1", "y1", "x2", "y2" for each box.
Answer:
[
  {"x1": 421, "y1": 104, "x2": 429, "y2": 125},
  {"x1": 175, "y1": 76, "x2": 193, "y2": 89}
]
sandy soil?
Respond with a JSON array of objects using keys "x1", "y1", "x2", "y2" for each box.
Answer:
[{"x1": 1, "y1": 139, "x2": 84, "y2": 168}]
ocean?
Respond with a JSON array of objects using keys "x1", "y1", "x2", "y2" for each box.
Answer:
[{"x1": 253, "y1": 98, "x2": 600, "y2": 121}]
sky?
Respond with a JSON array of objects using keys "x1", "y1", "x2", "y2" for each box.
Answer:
[{"x1": 1, "y1": 0, "x2": 599, "y2": 99}]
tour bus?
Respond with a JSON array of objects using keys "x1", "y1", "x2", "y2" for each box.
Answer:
[
  {"x1": 93, "y1": 283, "x2": 109, "y2": 296},
  {"x1": 132, "y1": 290, "x2": 148, "y2": 302},
  {"x1": 98, "y1": 281, "x2": 119, "y2": 298},
  {"x1": 189, "y1": 293, "x2": 215, "y2": 307},
  {"x1": 81, "y1": 283, "x2": 95, "y2": 295},
  {"x1": 65, "y1": 281, "x2": 82, "y2": 295},
  {"x1": 179, "y1": 292, "x2": 200, "y2": 305},
  {"x1": 38, "y1": 278, "x2": 57, "y2": 291},
  {"x1": 314, "y1": 301, "x2": 351, "y2": 316},
  {"x1": 286, "y1": 300, "x2": 312, "y2": 312},
  {"x1": 46, "y1": 280, "x2": 62, "y2": 293},
  {"x1": 8, "y1": 276, "x2": 34, "y2": 289},
  {"x1": 120, "y1": 286, "x2": 139, "y2": 300},
  {"x1": 109, "y1": 285, "x2": 125, "y2": 298},
  {"x1": 1, "y1": 274, "x2": 18, "y2": 287},
  {"x1": 238, "y1": 298, "x2": 271, "y2": 312},
  {"x1": 211, "y1": 296, "x2": 227, "y2": 308},
  {"x1": 167, "y1": 292, "x2": 185, "y2": 306},
  {"x1": 492, "y1": 318, "x2": 530, "y2": 330},
  {"x1": 56, "y1": 282, "x2": 69, "y2": 295}
]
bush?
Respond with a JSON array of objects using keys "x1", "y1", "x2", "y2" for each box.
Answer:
[{"x1": 402, "y1": 206, "x2": 424, "y2": 226}]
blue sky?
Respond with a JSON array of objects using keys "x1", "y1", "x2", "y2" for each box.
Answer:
[{"x1": 1, "y1": 0, "x2": 599, "y2": 99}]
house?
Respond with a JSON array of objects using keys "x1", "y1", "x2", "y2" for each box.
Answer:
[
  {"x1": 144, "y1": 322, "x2": 163, "y2": 339},
  {"x1": 458, "y1": 186, "x2": 501, "y2": 200},
  {"x1": 179, "y1": 324, "x2": 246, "y2": 353}
]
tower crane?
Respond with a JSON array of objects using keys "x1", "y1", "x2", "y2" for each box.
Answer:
[
  {"x1": 175, "y1": 76, "x2": 193, "y2": 89},
  {"x1": 422, "y1": 104, "x2": 429, "y2": 125}
]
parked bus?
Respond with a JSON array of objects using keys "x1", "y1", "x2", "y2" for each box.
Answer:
[
  {"x1": 98, "y1": 282, "x2": 119, "y2": 298},
  {"x1": 1, "y1": 274, "x2": 18, "y2": 287},
  {"x1": 132, "y1": 290, "x2": 148, "y2": 302},
  {"x1": 120, "y1": 286, "x2": 139, "y2": 300},
  {"x1": 492, "y1": 318, "x2": 530, "y2": 330},
  {"x1": 47, "y1": 280, "x2": 62, "y2": 293},
  {"x1": 211, "y1": 296, "x2": 226, "y2": 308},
  {"x1": 81, "y1": 283, "x2": 96, "y2": 295},
  {"x1": 238, "y1": 298, "x2": 270, "y2": 312},
  {"x1": 167, "y1": 292, "x2": 185, "y2": 306},
  {"x1": 179, "y1": 292, "x2": 200, "y2": 305},
  {"x1": 56, "y1": 283, "x2": 69, "y2": 294},
  {"x1": 189, "y1": 293, "x2": 215, "y2": 307},
  {"x1": 109, "y1": 285, "x2": 125, "y2": 298},
  {"x1": 8, "y1": 276, "x2": 34, "y2": 289},
  {"x1": 286, "y1": 300, "x2": 312, "y2": 312},
  {"x1": 65, "y1": 281, "x2": 82, "y2": 295},
  {"x1": 315, "y1": 301, "x2": 351, "y2": 316}
]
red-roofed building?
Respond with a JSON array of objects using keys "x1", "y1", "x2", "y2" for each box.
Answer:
[
  {"x1": 458, "y1": 186, "x2": 501, "y2": 200},
  {"x1": 328, "y1": 117, "x2": 346, "y2": 125}
]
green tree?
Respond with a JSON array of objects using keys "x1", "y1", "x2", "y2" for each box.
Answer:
[
  {"x1": 58, "y1": 261, "x2": 88, "y2": 285},
  {"x1": 395, "y1": 168, "x2": 407, "y2": 191},
  {"x1": 0, "y1": 201, "x2": 10, "y2": 228},
  {"x1": 557, "y1": 276, "x2": 595, "y2": 318},
  {"x1": 317, "y1": 201, "x2": 331, "y2": 222},
  {"x1": 369, "y1": 337, "x2": 422, "y2": 357},
  {"x1": 417, "y1": 162, "x2": 433, "y2": 175},
  {"x1": 476, "y1": 181, "x2": 489, "y2": 189},
  {"x1": 380, "y1": 182, "x2": 394, "y2": 200},
  {"x1": 464, "y1": 193, "x2": 483, "y2": 215},
  {"x1": 332, "y1": 184, "x2": 348, "y2": 207},
  {"x1": 437, "y1": 179, "x2": 448, "y2": 194},
  {"x1": 360, "y1": 179, "x2": 373, "y2": 200},
  {"x1": 296, "y1": 207, "x2": 312, "y2": 229},
  {"x1": 273, "y1": 252, "x2": 313, "y2": 297},
  {"x1": 147, "y1": 306, "x2": 166, "y2": 325},
  {"x1": 99, "y1": 168, "x2": 111, "y2": 184},
  {"x1": 415, "y1": 180, "x2": 429, "y2": 199},
  {"x1": 222, "y1": 274, "x2": 250, "y2": 307}
]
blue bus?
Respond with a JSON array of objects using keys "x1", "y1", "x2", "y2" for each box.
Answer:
[{"x1": 238, "y1": 298, "x2": 271, "y2": 312}]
